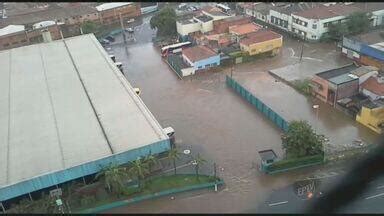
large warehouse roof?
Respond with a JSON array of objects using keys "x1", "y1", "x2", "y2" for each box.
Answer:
[{"x1": 0, "y1": 34, "x2": 170, "y2": 201}]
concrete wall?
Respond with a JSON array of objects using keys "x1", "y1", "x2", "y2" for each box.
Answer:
[
  {"x1": 311, "y1": 76, "x2": 329, "y2": 103},
  {"x1": 176, "y1": 21, "x2": 201, "y2": 36},
  {"x1": 240, "y1": 37, "x2": 283, "y2": 56},
  {"x1": 99, "y1": 3, "x2": 141, "y2": 25},
  {"x1": 200, "y1": 20, "x2": 213, "y2": 33},
  {"x1": 336, "y1": 80, "x2": 359, "y2": 100},
  {"x1": 181, "y1": 67, "x2": 195, "y2": 76},
  {"x1": 356, "y1": 106, "x2": 384, "y2": 134}
]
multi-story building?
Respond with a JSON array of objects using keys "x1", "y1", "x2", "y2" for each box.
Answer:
[
  {"x1": 0, "y1": 5, "x2": 99, "y2": 28},
  {"x1": 291, "y1": 4, "x2": 362, "y2": 41},
  {"x1": 0, "y1": 23, "x2": 62, "y2": 50},
  {"x1": 96, "y1": 2, "x2": 141, "y2": 25},
  {"x1": 176, "y1": 5, "x2": 234, "y2": 39}
]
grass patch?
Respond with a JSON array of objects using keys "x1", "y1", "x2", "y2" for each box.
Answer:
[
  {"x1": 75, "y1": 174, "x2": 218, "y2": 212},
  {"x1": 268, "y1": 154, "x2": 324, "y2": 171},
  {"x1": 291, "y1": 79, "x2": 312, "y2": 96}
]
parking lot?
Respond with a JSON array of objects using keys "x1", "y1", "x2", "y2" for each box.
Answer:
[{"x1": 102, "y1": 14, "x2": 374, "y2": 213}]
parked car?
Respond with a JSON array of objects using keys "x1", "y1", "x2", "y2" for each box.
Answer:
[
  {"x1": 126, "y1": 18, "x2": 135, "y2": 24},
  {"x1": 105, "y1": 36, "x2": 115, "y2": 42},
  {"x1": 99, "y1": 39, "x2": 110, "y2": 46}
]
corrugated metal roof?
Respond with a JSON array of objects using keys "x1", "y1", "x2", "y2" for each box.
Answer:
[
  {"x1": 0, "y1": 34, "x2": 168, "y2": 198},
  {"x1": 96, "y1": 2, "x2": 132, "y2": 12},
  {"x1": 0, "y1": 25, "x2": 24, "y2": 37}
]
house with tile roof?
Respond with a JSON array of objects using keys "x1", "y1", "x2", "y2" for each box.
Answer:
[
  {"x1": 239, "y1": 30, "x2": 283, "y2": 56},
  {"x1": 360, "y1": 75, "x2": 384, "y2": 100},
  {"x1": 181, "y1": 45, "x2": 220, "y2": 71}
]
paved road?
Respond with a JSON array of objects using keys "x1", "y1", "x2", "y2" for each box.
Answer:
[
  {"x1": 101, "y1": 15, "x2": 368, "y2": 213},
  {"x1": 252, "y1": 171, "x2": 384, "y2": 213}
]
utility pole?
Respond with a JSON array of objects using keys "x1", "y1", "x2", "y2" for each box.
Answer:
[
  {"x1": 300, "y1": 41, "x2": 304, "y2": 62},
  {"x1": 119, "y1": 13, "x2": 127, "y2": 44}
]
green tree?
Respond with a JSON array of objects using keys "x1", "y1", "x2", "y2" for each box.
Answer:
[
  {"x1": 282, "y1": 120, "x2": 326, "y2": 158},
  {"x1": 128, "y1": 158, "x2": 150, "y2": 190},
  {"x1": 150, "y1": 6, "x2": 177, "y2": 37},
  {"x1": 95, "y1": 164, "x2": 129, "y2": 196},
  {"x1": 193, "y1": 154, "x2": 206, "y2": 181},
  {"x1": 326, "y1": 22, "x2": 349, "y2": 41},
  {"x1": 167, "y1": 148, "x2": 182, "y2": 175},
  {"x1": 143, "y1": 152, "x2": 158, "y2": 173},
  {"x1": 346, "y1": 12, "x2": 371, "y2": 35},
  {"x1": 81, "y1": 21, "x2": 100, "y2": 34}
]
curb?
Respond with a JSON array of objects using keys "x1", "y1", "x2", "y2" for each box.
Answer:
[{"x1": 78, "y1": 179, "x2": 224, "y2": 213}]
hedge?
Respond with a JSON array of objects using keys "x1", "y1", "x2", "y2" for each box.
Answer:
[{"x1": 268, "y1": 154, "x2": 324, "y2": 171}]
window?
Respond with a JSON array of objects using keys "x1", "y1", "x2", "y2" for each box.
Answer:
[
  {"x1": 313, "y1": 24, "x2": 317, "y2": 29},
  {"x1": 198, "y1": 66, "x2": 202, "y2": 69},
  {"x1": 304, "y1": 22, "x2": 308, "y2": 27},
  {"x1": 212, "y1": 63, "x2": 218, "y2": 66},
  {"x1": 312, "y1": 35, "x2": 317, "y2": 39},
  {"x1": 324, "y1": 22, "x2": 329, "y2": 28}
]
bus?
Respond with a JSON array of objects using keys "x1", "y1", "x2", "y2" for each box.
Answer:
[
  {"x1": 161, "y1": 41, "x2": 192, "y2": 57},
  {"x1": 216, "y1": 3, "x2": 231, "y2": 14}
]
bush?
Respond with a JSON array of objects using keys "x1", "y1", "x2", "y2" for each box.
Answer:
[
  {"x1": 80, "y1": 195, "x2": 96, "y2": 207},
  {"x1": 291, "y1": 79, "x2": 312, "y2": 96},
  {"x1": 269, "y1": 154, "x2": 324, "y2": 171}
]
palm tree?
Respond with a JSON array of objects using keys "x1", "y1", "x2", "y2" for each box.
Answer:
[
  {"x1": 167, "y1": 148, "x2": 182, "y2": 175},
  {"x1": 128, "y1": 158, "x2": 150, "y2": 190},
  {"x1": 95, "y1": 164, "x2": 129, "y2": 196},
  {"x1": 193, "y1": 154, "x2": 206, "y2": 181},
  {"x1": 143, "y1": 152, "x2": 158, "y2": 173}
]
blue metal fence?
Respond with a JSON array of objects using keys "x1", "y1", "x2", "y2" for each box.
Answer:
[{"x1": 226, "y1": 75, "x2": 288, "y2": 132}]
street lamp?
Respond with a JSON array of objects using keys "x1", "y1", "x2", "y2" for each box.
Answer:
[{"x1": 313, "y1": 104, "x2": 319, "y2": 130}]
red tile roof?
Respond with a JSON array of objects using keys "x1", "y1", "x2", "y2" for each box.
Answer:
[
  {"x1": 229, "y1": 23, "x2": 262, "y2": 36},
  {"x1": 293, "y1": 4, "x2": 362, "y2": 19},
  {"x1": 361, "y1": 76, "x2": 384, "y2": 96},
  {"x1": 239, "y1": 30, "x2": 282, "y2": 46},
  {"x1": 182, "y1": 45, "x2": 218, "y2": 62}
]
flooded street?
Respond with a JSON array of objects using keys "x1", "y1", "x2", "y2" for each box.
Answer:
[
  {"x1": 102, "y1": 15, "x2": 378, "y2": 213},
  {"x1": 234, "y1": 72, "x2": 379, "y2": 152}
]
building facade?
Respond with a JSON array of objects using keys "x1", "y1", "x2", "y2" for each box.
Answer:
[
  {"x1": 239, "y1": 30, "x2": 283, "y2": 56},
  {"x1": 96, "y1": 3, "x2": 141, "y2": 25},
  {"x1": 182, "y1": 45, "x2": 220, "y2": 70},
  {"x1": 0, "y1": 24, "x2": 62, "y2": 50}
]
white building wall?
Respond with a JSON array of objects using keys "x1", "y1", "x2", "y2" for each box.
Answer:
[
  {"x1": 269, "y1": 10, "x2": 292, "y2": 31},
  {"x1": 362, "y1": 88, "x2": 384, "y2": 100},
  {"x1": 358, "y1": 71, "x2": 378, "y2": 85},
  {"x1": 200, "y1": 20, "x2": 213, "y2": 33},
  {"x1": 181, "y1": 67, "x2": 195, "y2": 76},
  {"x1": 291, "y1": 14, "x2": 347, "y2": 40},
  {"x1": 176, "y1": 21, "x2": 201, "y2": 36},
  {"x1": 372, "y1": 9, "x2": 384, "y2": 26}
]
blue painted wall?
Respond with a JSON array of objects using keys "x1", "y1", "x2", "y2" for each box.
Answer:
[
  {"x1": 193, "y1": 55, "x2": 221, "y2": 70},
  {"x1": 361, "y1": 44, "x2": 384, "y2": 61},
  {"x1": 0, "y1": 139, "x2": 170, "y2": 202}
]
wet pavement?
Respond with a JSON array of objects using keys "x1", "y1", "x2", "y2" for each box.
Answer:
[{"x1": 100, "y1": 15, "x2": 376, "y2": 213}]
